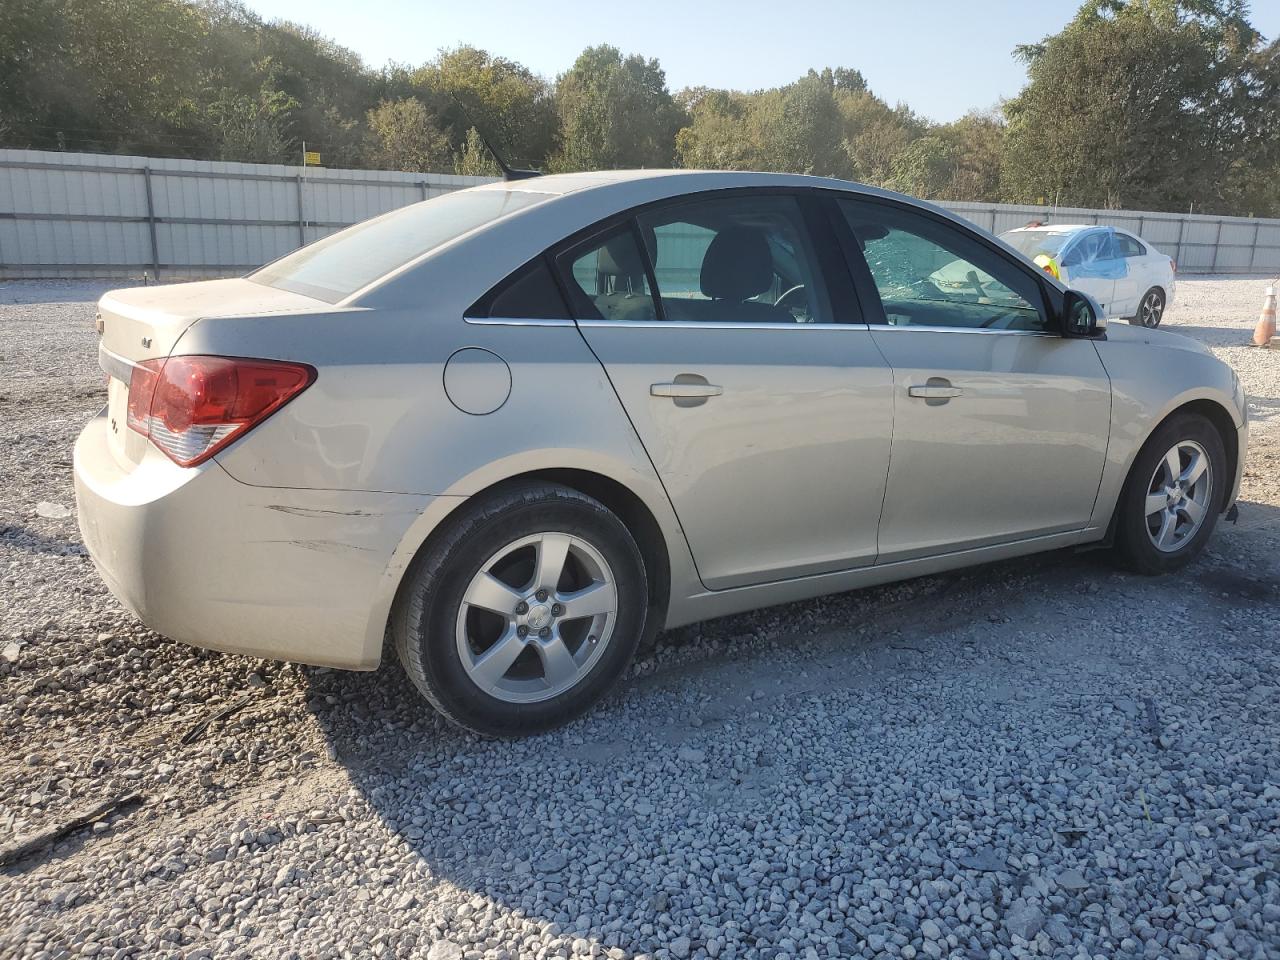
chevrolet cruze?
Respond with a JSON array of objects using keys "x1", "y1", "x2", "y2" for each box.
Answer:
[{"x1": 74, "y1": 171, "x2": 1247, "y2": 735}]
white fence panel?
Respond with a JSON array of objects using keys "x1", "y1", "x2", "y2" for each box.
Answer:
[{"x1": 2, "y1": 148, "x2": 1279, "y2": 279}]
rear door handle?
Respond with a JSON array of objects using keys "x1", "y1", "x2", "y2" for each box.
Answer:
[
  {"x1": 650, "y1": 382, "x2": 723, "y2": 399},
  {"x1": 908, "y1": 385, "x2": 963, "y2": 399}
]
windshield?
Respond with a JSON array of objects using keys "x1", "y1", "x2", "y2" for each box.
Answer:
[
  {"x1": 252, "y1": 188, "x2": 551, "y2": 303},
  {"x1": 999, "y1": 229, "x2": 1074, "y2": 260}
]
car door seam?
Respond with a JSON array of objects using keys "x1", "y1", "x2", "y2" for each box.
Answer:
[
  {"x1": 566, "y1": 319, "x2": 711, "y2": 590},
  {"x1": 1085, "y1": 339, "x2": 1117, "y2": 528},
  {"x1": 864, "y1": 327, "x2": 896, "y2": 565}
]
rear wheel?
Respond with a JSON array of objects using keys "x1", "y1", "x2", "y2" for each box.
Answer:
[
  {"x1": 1130, "y1": 287, "x2": 1165, "y2": 328},
  {"x1": 393, "y1": 482, "x2": 647, "y2": 736},
  {"x1": 1114, "y1": 413, "x2": 1225, "y2": 575}
]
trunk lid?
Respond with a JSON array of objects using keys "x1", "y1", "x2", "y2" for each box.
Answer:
[{"x1": 97, "y1": 278, "x2": 325, "y2": 469}]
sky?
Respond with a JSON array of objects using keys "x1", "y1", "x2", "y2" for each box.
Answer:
[{"x1": 241, "y1": 0, "x2": 1280, "y2": 123}]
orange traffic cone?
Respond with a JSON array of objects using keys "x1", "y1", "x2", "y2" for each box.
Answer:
[{"x1": 1254, "y1": 286, "x2": 1277, "y2": 347}]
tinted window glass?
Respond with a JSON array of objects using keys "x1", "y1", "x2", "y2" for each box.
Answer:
[
  {"x1": 840, "y1": 199, "x2": 1046, "y2": 332},
  {"x1": 480, "y1": 259, "x2": 569, "y2": 319},
  {"x1": 559, "y1": 226, "x2": 658, "y2": 322},
  {"x1": 637, "y1": 195, "x2": 834, "y2": 323},
  {"x1": 253, "y1": 189, "x2": 549, "y2": 303},
  {"x1": 1117, "y1": 233, "x2": 1145, "y2": 257}
]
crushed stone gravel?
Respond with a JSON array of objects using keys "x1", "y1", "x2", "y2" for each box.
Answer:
[{"x1": 1, "y1": 277, "x2": 1278, "y2": 960}]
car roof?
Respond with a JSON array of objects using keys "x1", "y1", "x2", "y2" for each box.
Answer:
[{"x1": 471, "y1": 168, "x2": 877, "y2": 198}]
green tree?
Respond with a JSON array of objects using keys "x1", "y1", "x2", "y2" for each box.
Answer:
[
  {"x1": 205, "y1": 86, "x2": 296, "y2": 163},
  {"x1": 1002, "y1": 0, "x2": 1280, "y2": 213},
  {"x1": 365, "y1": 98, "x2": 451, "y2": 172},
  {"x1": 454, "y1": 126, "x2": 502, "y2": 177},
  {"x1": 415, "y1": 46, "x2": 557, "y2": 168},
  {"x1": 674, "y1": 88, "x2": 760, "y2": 170},
  {"x1": 835, "y1": 89, "x2": 926, "y2": 187},
  {"x1": 552, "y1": 45, "x2": 684, "y2": 171},
  {"x1": 936, "y1": 111, "x2": 1006, "y2": 201},
  {"x1": 887, "y1": 135, "x2": 956, "y2": 198},
  {"x1": 675, "y1": 71, "x2": 851, "y2": 177},
  {"x1": 756, "y1": 72, "x2": 846, "y2": 176}
]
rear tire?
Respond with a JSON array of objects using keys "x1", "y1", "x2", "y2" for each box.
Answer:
[
  {"x1": 1113, "y1": 413, "x2": 1225, "y2": 575},
  {"x1": 1129, "y1": 287, "x2": 1165, "y2": 328},
  {"x1": 393, "y1": 482, "x2": 647, "y2": 737}
]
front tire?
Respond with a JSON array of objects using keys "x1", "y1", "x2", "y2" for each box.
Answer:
[
  {"x1": 1114, "y1": 413, "x2": 1225, "y2": 575},
  {"x1": 1130, "y1": 287, "x2": 1166, "y2": 328},
  {"x1": 393, "y1": 482, "x2": 647, "y2": 736}
]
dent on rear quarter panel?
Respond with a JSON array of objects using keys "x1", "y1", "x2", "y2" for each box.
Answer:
[{"x1": 190, "y1": 300, "x2": 700, "y2": 642}]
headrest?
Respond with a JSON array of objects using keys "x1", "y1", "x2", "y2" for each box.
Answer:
[
  {"x1": 596, "y1": 226, "x2": 658, "y2": 278},
  {"x1": 700, "y1": 227, "x2": 773, "y2": 301},
  {"x1": 597, "y1": 234, "x2": 645, "y2": 278}
]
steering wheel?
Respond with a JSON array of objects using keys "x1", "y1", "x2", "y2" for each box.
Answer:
[{"x1": 776, "y1": 284, "x2": 807, "y2": 312}]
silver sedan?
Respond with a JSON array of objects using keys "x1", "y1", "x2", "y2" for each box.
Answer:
[{"x1": 74, "y1": 171, "x2": 1247, "y2": 735}]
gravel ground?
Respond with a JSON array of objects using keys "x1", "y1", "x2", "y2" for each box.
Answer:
[{"x1": 1, "y1": 276, "x2": 1278, "y2": 960}]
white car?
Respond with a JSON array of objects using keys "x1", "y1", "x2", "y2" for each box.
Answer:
[{"x1": 998, "y1": 225, "x2": 1176, "y2": 327}]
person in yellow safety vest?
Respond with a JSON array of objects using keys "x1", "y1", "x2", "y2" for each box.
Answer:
[{"x1": 1033, "y1": 253, "x2": 1061, "y2": 281}]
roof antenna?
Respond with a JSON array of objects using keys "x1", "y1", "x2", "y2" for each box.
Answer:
[{"x1": 449, "y1": 93, "x2": 541, "y2": 181}]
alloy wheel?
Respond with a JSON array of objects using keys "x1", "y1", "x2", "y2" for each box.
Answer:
[
  {"x1": 1144, "y1": 440, "x2": 1212, "y2": 553},
  {"x1": 1140, "y1": 291, "x2": 1164, "y2": 328},
  {"x1": 455, "y1": 532, "x2": 618, "y2": 703}
]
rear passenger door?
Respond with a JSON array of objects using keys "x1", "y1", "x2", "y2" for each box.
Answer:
[{"x1": 559, "y1": 191, "x2": 894, "y2": 591}]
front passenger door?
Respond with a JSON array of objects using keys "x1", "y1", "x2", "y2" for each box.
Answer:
[{"x1": 836, "y1": 197, "x2": 1111, "y2": 563}]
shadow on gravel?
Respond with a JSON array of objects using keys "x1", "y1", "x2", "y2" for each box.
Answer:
[
  {"x1": 0, "y1": 524, "x2": 86, "y2": 557},
  {"x1": 297, "y1": 547, "x2": 1121, "y2": 949},
  {"x1": 285, "y1": 498, "x2": 1280, "y2": 956}
]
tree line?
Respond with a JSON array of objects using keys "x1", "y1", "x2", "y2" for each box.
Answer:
[{"x1": 1, "y1": 0, "x2": 1277, "y2": 215}]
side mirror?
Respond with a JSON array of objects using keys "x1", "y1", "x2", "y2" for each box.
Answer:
[{"x1": 1062, "y1": 289, "x2": 1106, "y2": 337}]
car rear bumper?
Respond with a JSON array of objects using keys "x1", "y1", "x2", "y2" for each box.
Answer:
[{"x1": 74, "y1": 410, "x2": 432, "y2": 670}]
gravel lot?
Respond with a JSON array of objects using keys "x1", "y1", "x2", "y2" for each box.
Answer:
[{"x1": 2, "y1": 277, "x2": 1278, "y2": 960}]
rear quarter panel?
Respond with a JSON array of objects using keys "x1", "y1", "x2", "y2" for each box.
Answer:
[{"x1": 175, "y1": 303, "x2": 700, "y2": 636}]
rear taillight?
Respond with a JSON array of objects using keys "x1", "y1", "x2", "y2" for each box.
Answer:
[
  {"x1": 127, "y1": 356, "x2": 315, "y2": 467},
  {"x1": 1171, "y1": 259, "x2": 1177, "y2": 273}
]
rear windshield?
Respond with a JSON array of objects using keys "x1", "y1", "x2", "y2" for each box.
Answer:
[
  {"x1": 999, "y1": 229, "x2": 1073, "y2": 260},
  {"x1": 252, "y1": 188, "x2": 550, "y2": 303}
]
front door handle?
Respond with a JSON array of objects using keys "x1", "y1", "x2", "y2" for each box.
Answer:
[
  {"x1": 651, "y1": 382, "x2": 723, "y2": 399},
  {"x1": 907, "y1": 385, "x2": 963, "y2": 399}
]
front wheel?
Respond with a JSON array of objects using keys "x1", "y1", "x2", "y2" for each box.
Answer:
[
  {"x1": 1114, "y1": 413, "x2": 1225, "y2": 575},
  {"x1": 1130, "y1": 287, "x2": 1166, "y2": 328},
  {"x1": 393, "y1": 482, "x2": 647, "y2": 736}
]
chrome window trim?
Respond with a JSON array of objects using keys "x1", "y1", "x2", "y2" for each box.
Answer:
[
  {"x1": 575, "y1": 320, "x2": 872, "y2": 331},
  {"x1": 461, "y1": 317, "x2": 1053, "y2": 336},
  {"x1": 874, "y1": 324, "x2": 1056, "y2": 337},
  {"x1": 99, "y1": 342, "x2": 138, "y2": 382},
  {"x1": 463, "y1": 316, "x2": 575, "y2": 327}
]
